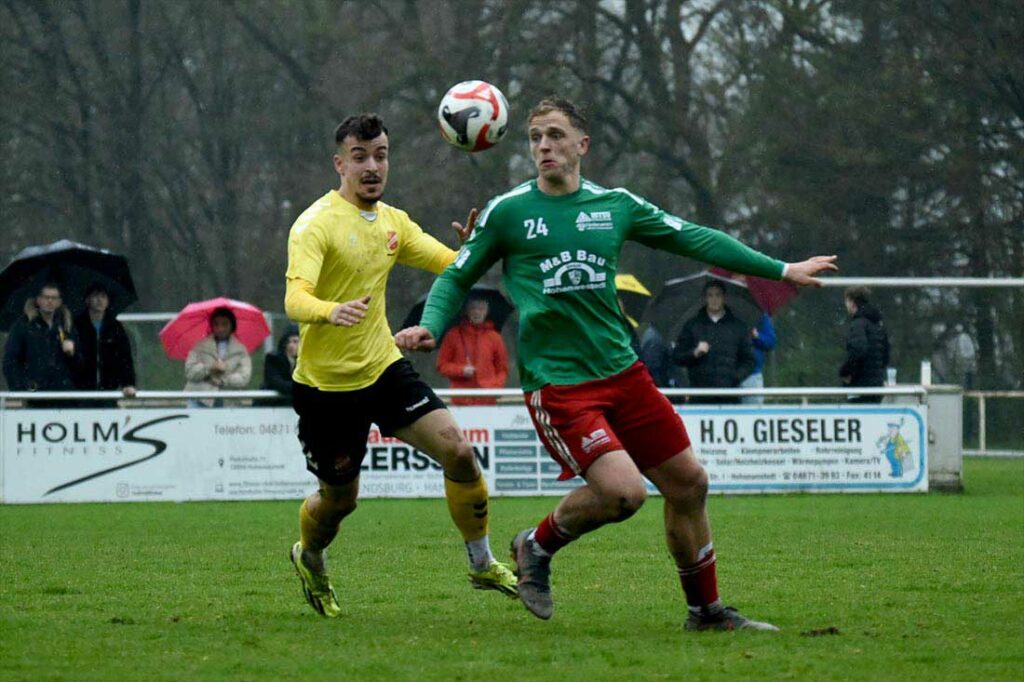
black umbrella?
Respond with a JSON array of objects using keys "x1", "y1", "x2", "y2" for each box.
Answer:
[
  {"x1": 0, "y1": 240, "x2": 138, "y2": 330},
  {"x1": 401, "y1": 285, "x2": 514, "y2": 338},
  {"x1": 649, "y1": 270, "x2": 762, "y2": 340}
]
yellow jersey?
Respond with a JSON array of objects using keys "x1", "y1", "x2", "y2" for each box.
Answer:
[{"x1": 285, "y1": 190, "x2": 455, "y2": 390}]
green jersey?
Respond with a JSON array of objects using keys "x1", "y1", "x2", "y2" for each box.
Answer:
[{"x1": 420, "y1": 178, "x2": 785, "y2": 391}]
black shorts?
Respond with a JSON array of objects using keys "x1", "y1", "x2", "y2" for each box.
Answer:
[{"x1": 292, "y1": 359, "x2": 446, "y2": 485}]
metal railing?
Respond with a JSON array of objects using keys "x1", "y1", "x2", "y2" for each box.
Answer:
[
  {"x1": 1, "y1": 390, "x2": 280, "y2": 401},
  {"x1": 0, "y1": 385, "x2": 928, "y2": 402},
  {"x1": 659, "y1": 386, "x2": 926, "y2": 402},
  {"x1": 963, "y1": 390, "x2": 1024, "y2": 457}
]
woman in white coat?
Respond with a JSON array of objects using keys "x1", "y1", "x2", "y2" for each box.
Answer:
[{"x1": 184, "y1": 307, "x2": 252, "y2": 406}]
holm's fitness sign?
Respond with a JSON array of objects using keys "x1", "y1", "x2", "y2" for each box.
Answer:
[{"x1": 0, "y1": 405, "x2": 926, "y2": 503}]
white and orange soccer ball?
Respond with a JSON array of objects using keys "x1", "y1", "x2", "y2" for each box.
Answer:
[{"x1": 437, "y1": 80, "x2": 509, "y2": 152}]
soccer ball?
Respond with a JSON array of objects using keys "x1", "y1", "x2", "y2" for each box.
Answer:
[{"x1": 437, "y1": 80, "x2": 509, "y2": 152}]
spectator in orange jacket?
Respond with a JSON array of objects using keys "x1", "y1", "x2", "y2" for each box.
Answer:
[{"x1": 437, "y1": 297, "x2": 509, "y2": 405}]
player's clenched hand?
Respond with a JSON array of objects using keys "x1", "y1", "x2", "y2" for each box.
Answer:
[
  {"x1": 329, "y1": 295, "x2": 371, "y2": 326},
  {"x1": 783, "y1": 255, "x2": 839, "y2": 288},
  {"x1": 452, "y1": 208, "x2": 478, "y2": 245},
  {"x1": 394, "y1": 326, "x2": 437, "y2": 351}
]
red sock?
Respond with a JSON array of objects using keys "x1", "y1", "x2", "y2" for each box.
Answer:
[
  {"x1": 532, "y1": 513, "x2": 576, "y2": 556},
  {"x1": 677, "y1": 545, "x2": 719, "y2": 608}
]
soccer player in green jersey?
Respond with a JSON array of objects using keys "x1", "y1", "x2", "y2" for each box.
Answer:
[{"x1": 397, "y1": 96, "x2": 837, "y2": 630}]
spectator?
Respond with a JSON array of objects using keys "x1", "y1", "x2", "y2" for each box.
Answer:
[
  {"x1": 839, "y1": 286, "x2": 890, "y2": 403},
  {"x1": 945, "y1": 324, "x2": 977, "y2": 390},
  {"x1": 437, "y1": 296, "x2": 509, "y2": 405},
  {"x1": 184, "y1": 306, "x2": 252, "y2": 406},
  {"x1": 622, "y1": 308, "x2": 641, "y2": 356},
  {"x1": 3, "y1": 282, "x2": 80, "y2": 406},
  {"x1": 672, "y1": 281, "x2": 755, "y2": 404},
  {"x1": 73, "y1": 283, "x2": 137, "y2": 404},
  {"x1": 262, "y1": 323, "x2": 300, "y2": 405},
  {"x1": 616, "y1": 293, "x2": 643, "y2": 357},
  {"x1": 739, "y1": 312, "x2": 776, "y2": 405},
  {"x1": 616, "y1": 293, "x2": 674, "y2": 389},
  {"x1": 639, "y1": 323, "x2": 674, "y2": 388}
]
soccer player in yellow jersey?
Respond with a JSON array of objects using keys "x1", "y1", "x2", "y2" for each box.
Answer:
[{"x1": 284, "y1": 114, "x2": 517, "y2": 617}]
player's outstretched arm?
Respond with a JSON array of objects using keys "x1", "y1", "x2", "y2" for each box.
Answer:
[
  {"x1": 395, "y1": 326, "x2": 437, "y2": 351},
  {"x1": 783, "y1": 255, "x2": 839, "y2": 287}
]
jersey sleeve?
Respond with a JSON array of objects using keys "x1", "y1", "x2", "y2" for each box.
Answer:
[
  {"x1": 395, "y1": 211, "x2": 457, "y2": 274},
  {"x1": 623, "y1": 192, "x2": 785, "y2": 280},
  {"x1": 418, "y1": 202, "x2": 505, "y2": 340},
  {"x1": 286, "y1": 216, "x2": 329, "y2": 285},
  {"x1": 285, "y1": 218, "x2": 336, "y2": 322},
  {"x1": 284, "y1": 277, "x2": 335, "y2": 323}
]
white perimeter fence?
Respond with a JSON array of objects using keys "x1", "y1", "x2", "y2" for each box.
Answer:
[
  {"x1": 817, "y1": 277, "x2": 1022, "y2": 458},
  {"x1": 114, "y1": 275, "x2": 1022, "y2": 458}
]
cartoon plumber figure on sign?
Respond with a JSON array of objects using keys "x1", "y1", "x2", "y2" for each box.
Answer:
[{"x1": 876, "y1": 419, "x2": 912, "y2": 478}]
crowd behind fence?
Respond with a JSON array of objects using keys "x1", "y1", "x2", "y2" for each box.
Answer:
[{"x1": 2, "y1": 300, "x2": 1022, "y2": 456}]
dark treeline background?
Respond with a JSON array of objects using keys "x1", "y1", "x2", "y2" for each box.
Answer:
[{"x1": 2, "y1": 0, "x2": 1021, "y2": 389}]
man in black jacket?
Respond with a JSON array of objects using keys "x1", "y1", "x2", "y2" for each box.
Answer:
[
  {"x1": 3, "y1": 282, "x2": 80, "y2": 406},
  {"x1": 261, "y1": 323, "x2": 299, "y2": 405},
  {"x1": 839, "y1": 286, "x2": 890, "y2": 403},
  {"x1": 673, "y1": 281, "x2": 755, "y2": 404},
  {"x1": 73, "y1": 283, "x2": 137, "y2": 403}
]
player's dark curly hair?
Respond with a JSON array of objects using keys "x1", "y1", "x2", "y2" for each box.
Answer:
[
  {"x1": 335, "y1": 114, "x2": 389, "y2": 146},
  {"x1": 528, "y1": 96, "x2": 589, "y2": 134}
]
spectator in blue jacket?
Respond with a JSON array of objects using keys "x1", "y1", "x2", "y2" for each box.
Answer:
[{"x1": 739, "y1": 313, "x2": 776, "y2": 404}]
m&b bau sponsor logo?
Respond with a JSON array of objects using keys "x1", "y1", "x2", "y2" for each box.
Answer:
[{"x1": 540, "y1": 250, "x2": 608, "y2": 294}]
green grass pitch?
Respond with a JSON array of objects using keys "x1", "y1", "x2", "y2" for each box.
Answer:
[{"x1": 1, "y1": 458, "x2": 1021, "y2": 680}]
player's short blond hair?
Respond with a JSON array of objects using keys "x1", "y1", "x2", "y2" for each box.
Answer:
[{"x1": 528, "y1": 96, "x2": 589, "y2": 134}]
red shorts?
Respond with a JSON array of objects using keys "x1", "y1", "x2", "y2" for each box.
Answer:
[{"x1": 524, "y1": 361, "x2": 691, "y2": 480}]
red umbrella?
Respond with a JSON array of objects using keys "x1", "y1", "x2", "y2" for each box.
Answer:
[
  {"x1": 159, "y1": 297, "x2": 271, "y2": 360},
  {"x1": 709, "y1": 267, "x2": 798, "y2": 315}
]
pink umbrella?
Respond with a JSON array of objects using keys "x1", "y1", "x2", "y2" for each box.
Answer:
[
  {"x1": 709, "y1": 267, "x2": 798, "y2": 315},
  {"x1": 159, "y1": 297, "x2": 271, "y2": 360}
]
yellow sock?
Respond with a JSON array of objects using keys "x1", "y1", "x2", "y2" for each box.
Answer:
[
  {"x1": 444, "y1": 475, "x2": 490, "y2": 542},
  {"x1": 299, "y1": 498, "x2": 340, "y2": 553}
]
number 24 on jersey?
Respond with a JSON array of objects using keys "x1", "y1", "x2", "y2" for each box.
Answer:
[{"x1": 524, "y1": 217, "x2": 549, "y2": 239}]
